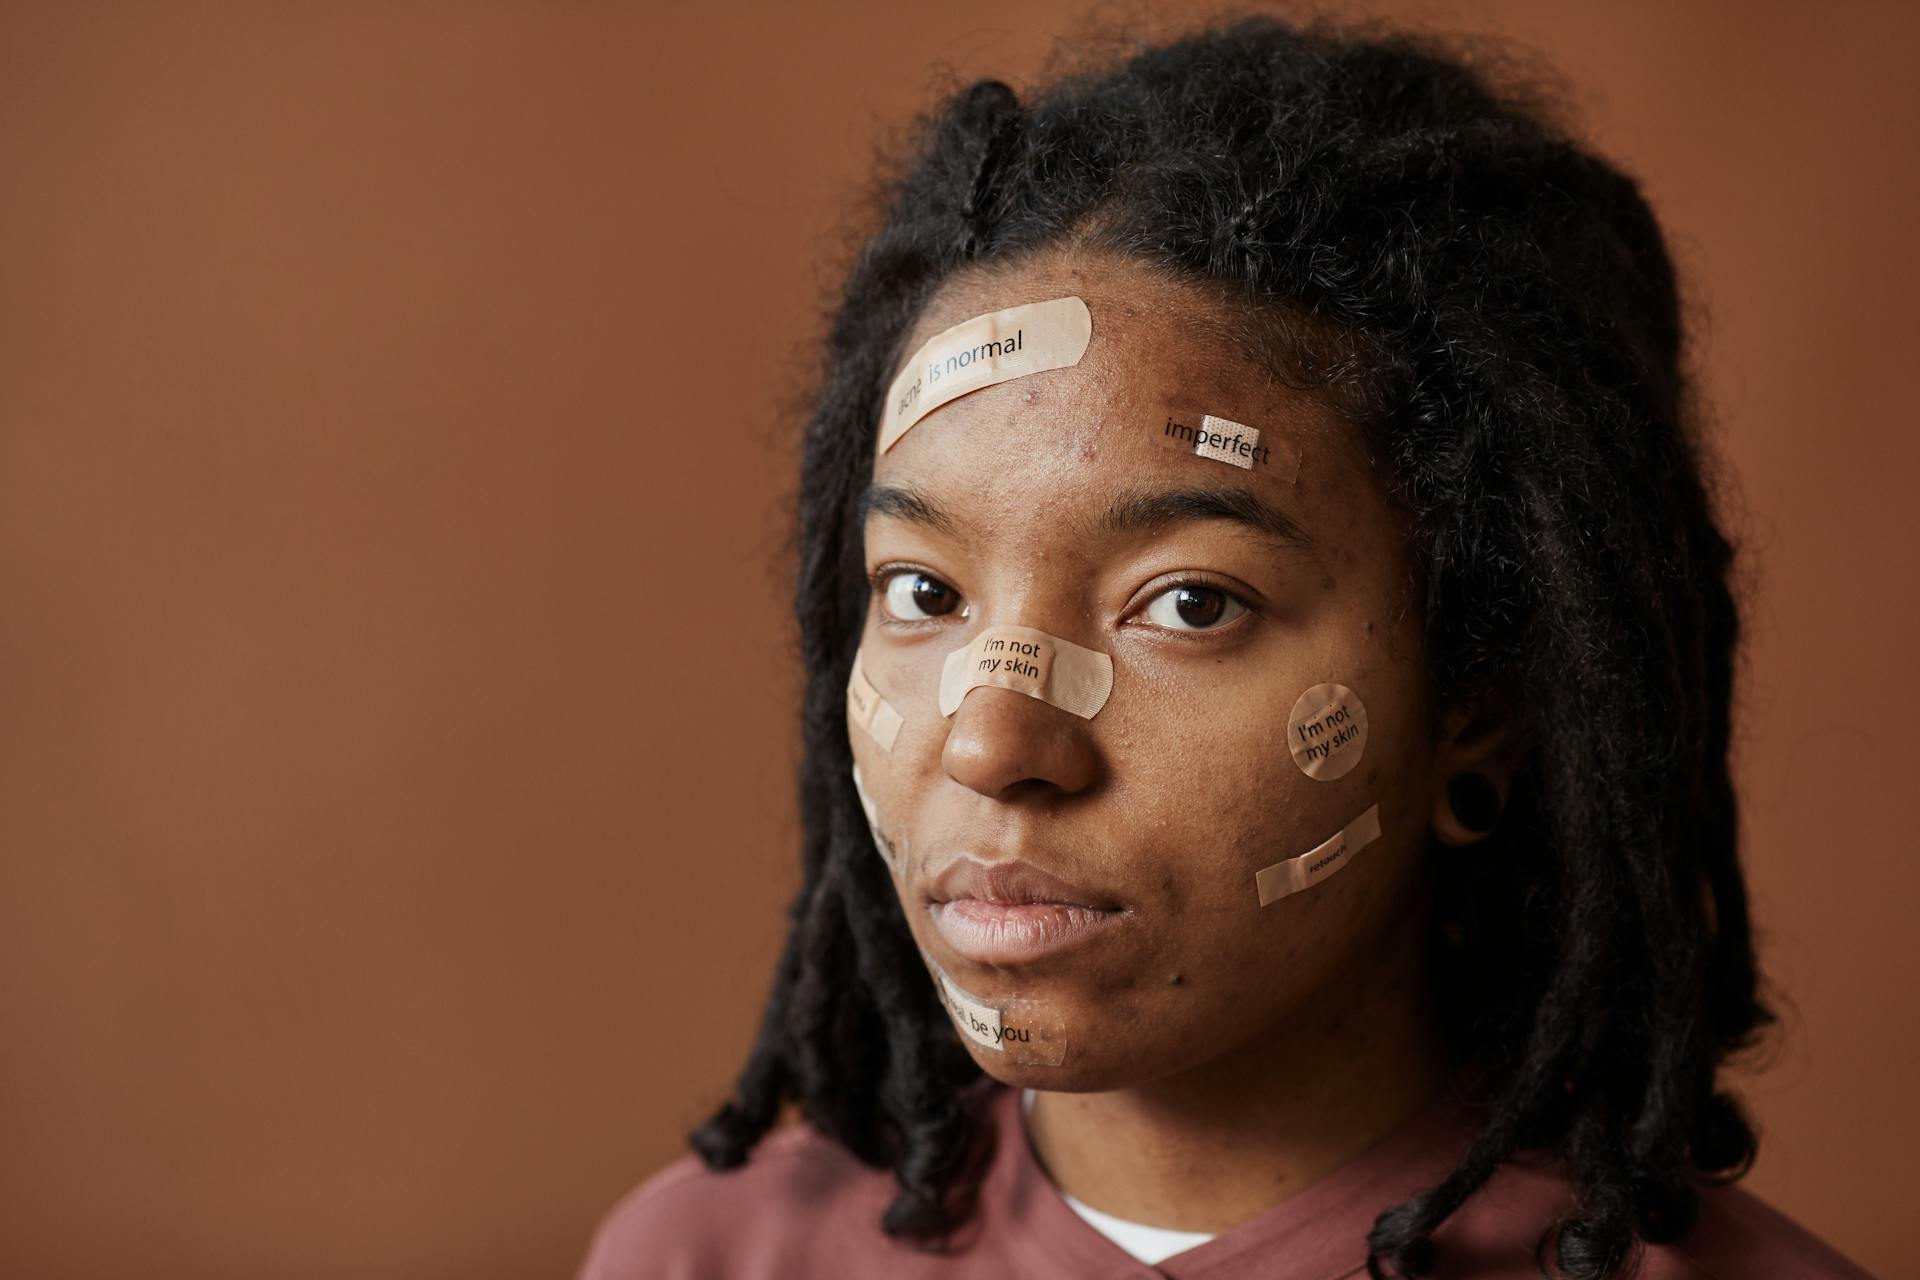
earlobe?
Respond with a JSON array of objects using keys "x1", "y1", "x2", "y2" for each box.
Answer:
[
  {"x1": 1429, "y1": 691, "x2": 1524, "y2": 848},
  {"x1": 1433, "y1": 771, "x2": 1505, "y2": 847}
]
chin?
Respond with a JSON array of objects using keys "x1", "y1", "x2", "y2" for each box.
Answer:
[{"x1": 968, "y1": 1052, "x2": 1135, "y2": 1093}]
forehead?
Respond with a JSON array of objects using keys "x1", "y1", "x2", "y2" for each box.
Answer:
[
  {"x1": 900, "y1": 253, "x2": 1278, "y2": 398},
  {"x1": 875, "y1": 252, "x2": 1360, "y2": 507}
]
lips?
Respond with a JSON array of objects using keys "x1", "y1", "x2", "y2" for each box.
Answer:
[
  {"x1": 925, "y1": 856, "x2": 1126, "y2": 966},
  {"x1": 927, "y1": 857, "x2": 1120, "y2": 911}
]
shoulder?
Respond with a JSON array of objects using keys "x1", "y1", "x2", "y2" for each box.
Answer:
[
  {"x1": 1440, "y1": 1157, "x2": 1873, "y2": 1279},
  {"x1": 1664, "y1": 1179, "x2": 1875, "y2": 1279},
  {"x1": 573, "y1": 1122, "x2": 900, "y2": 1280}
]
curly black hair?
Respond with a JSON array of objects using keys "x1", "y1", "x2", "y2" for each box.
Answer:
[{"x1": 688, "y1": 14, "x2": 1771, "y2": 1279}]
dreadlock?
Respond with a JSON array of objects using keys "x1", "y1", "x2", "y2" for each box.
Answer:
[{"x1": 689, "y1": 15, "x2": 1770, "y2": 1278}]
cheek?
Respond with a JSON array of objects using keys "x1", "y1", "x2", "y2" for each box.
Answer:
[
  {"x1": 1102, "y1": 659, "x2": 1397, "y2": 895},
  {"x1": 1095, "y1": 655, "x2": 1432, "y2": 987},
  {"x1": 846, "y1": 696, "x2": 916, "y2": 886}
]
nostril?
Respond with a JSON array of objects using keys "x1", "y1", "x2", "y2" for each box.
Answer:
[{"x1": 940, "y1": 687, "x2": 1099, "y2": 798}]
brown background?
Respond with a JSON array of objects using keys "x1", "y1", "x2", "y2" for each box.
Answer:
[{"x1": 1, "y1": 2, "x2": 1914, "y2": 1277}]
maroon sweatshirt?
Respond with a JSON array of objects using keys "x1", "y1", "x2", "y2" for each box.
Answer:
[{"x1": 577, "y1": 1084, "x2": 1872, "y2": 1279}]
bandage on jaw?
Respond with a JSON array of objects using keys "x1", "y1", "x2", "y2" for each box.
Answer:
[
  {"x1": 938, "y1": 624, "x2": 1114, "y2": 720},
  {"x1": 921, "y1": 950, "x2": 1068, "y2": 1066},
  {"x1": 878, "y1": 296, "x2": 1093, "y2": 454},
  {"x1": 1256, "y1": 803, "x2": 1382, "y2": 905},
  {"x1": 846, "y1": 650, "x2": 904, "y2": 751}
]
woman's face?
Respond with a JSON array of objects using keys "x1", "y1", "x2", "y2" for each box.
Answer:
[{"x1": 849, "y1": 250, "x2": 1447, "y2": 1091}]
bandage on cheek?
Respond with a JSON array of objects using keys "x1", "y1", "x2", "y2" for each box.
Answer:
[
  {"x1": 938, "y1": 625, "x2": 1114, "y2": 720},
  {"x1": 846, "y1": 650, "x2": 904, "y2": 751},
  {"x1": 1255, "y1": 803, "x2": 1382, "y2": 906},
  {"x1": 1288, "y1": 683, "x2": 1367, "y2": 781},
  {"x1": 850, "y1": 762, "x2": 906, "y2": 878},
  {"x1": 921, "y1": 950, "x2": 1068, "y2": 1066},
  {"x1": 878, "y1": 296, "x2": 1093, "y2": 454}
]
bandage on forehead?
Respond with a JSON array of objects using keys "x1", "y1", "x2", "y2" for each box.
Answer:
[
  {"x1": 878, "y1": 296, "x2": 1093, "y2": 454},
  {"x1": 921, "y1": 950, "x2": 1067, "y2": 1066},
  {"x1": 1151, "y1": 410, "x2": 1278, "y2": 471},
  {"x1": 938, "y1": 624, "x2": 1114, "y2": 720},
  {"x1": 1256, "y1": 803, "x2": 1382, "y2": 906},
  {"x1": 1146, "y1": 405, "x2": 1303, "y2": 488},
  {"x1": 846, "y1": 649, "x2": 904, "y2": 751}
]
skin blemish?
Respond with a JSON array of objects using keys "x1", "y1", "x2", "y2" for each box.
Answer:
[{"x1": 863, "y1": 251, "x2": 1445, "y2": 1107}]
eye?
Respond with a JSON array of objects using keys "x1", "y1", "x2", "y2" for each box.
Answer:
[
  {"x1": 880, "y1": 569, "x2": 965, "y2": 621},
  {"x1": 1141, "y1": 583, "x2": 1248, "y2": 632}
]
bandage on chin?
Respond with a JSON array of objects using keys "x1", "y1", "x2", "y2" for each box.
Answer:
[
  {"x1": 938, "y1": 624, "x2": 1114, "y2": 720},
  {"x1": 878, "y1": 296, "x2": 1093, "y2": 453},
  {"x1": 921, "y1": 950, "x2": 1068, "y2": 1066}
]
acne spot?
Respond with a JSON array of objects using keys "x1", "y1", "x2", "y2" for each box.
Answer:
[
  {"x1": 1365, "y1": 621, "x2": 1375, "y2": 636},
  {"x1": 1321, "y1": 576, "x2": 1335, "y2": 593},
  {"x1": 1168, "y1": 973, "x2": 1184, "y2": 987}
]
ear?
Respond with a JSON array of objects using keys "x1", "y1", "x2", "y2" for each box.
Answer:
[{"x1": 1430, "y1": 688, "x2": 1527, "y2": 848}]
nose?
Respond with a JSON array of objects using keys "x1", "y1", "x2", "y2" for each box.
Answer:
[{"x1": 941, "y1": 685, "x2": 1100, "y2": 799}]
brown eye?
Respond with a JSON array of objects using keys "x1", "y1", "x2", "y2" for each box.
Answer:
[
  {"x1": 882, "y1": 571, "x2": 963, "y2": 620},
  {"x1": 1143, "y1": 583, "x2": 1246, "y2": 631}
]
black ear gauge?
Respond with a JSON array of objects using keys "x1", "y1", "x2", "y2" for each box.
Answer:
[{"x1": 1447, "y1": 772, "x2": 1503, "y2": 835}]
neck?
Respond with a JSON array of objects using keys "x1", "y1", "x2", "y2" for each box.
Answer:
[{"x1": 1022, "y1": 921, "x2": 1450, "y2": 1234}]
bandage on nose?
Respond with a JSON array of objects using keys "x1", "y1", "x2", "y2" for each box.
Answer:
[{"x1": 938, "y1": 624, "x2": 1114, "y2": 720}]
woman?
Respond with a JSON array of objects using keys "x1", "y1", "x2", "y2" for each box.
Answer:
[{"x1": 579, "y1": 16, "x2": 1870, "y2": 1279}]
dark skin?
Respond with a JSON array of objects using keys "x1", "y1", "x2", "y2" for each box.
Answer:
[{"x1": 847, "y1": 249, "x2": 1519, "y2": 1234}]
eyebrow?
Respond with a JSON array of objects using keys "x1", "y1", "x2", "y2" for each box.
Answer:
[
  {"x1": 1098, "y1": 484, "x2": 1313, "y2": 550},
  {"x1": 860, "y1": 481, "x2": 1310, "y2": 550},
  {"x1": 859, "y1": 483, "x2": 958, "y2": 534}
]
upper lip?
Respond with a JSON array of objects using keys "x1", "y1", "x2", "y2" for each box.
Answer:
[{"x1": 925, "y1": 856, "x2": 1121, "y2": 911}]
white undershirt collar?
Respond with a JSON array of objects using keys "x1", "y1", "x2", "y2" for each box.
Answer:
[{"x1": 1019, "y1": 1087, "x2": 1218, "y2": 1265}]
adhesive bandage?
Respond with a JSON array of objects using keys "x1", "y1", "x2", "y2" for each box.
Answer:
[
  {"x1": 879, "y1": 296, "x2": 1093, "y2": 453},
  {"x1": 1256, "y1": 804, "x2": 1383, "y2": 906},
  {"x1": 1287, "y1": 683, "x2": 1367, "y2": 781},
  {"x1": 921, "y1": 950, "x2": 1068, "y2": 1066},
  {"x1": 846, "y1": 650, "x2": 904, "y2": 751},
  {"x1": 1151, "y1": 411, "x2": 1274, "y2": 471},
  {"x1": 938, "y1": 624, "x2": 1114, "y2": 720},
  {"x1": 849, "y1": 762, "x2": 905, "y2": 876}
]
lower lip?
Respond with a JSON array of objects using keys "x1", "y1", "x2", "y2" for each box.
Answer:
[{"x1": 927, "y1": 899, "x2": 1124, "y2": 966}]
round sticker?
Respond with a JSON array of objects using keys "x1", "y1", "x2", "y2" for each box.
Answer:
[{"x1": 1287, "y1": 683, "x2": 1367, "y2": 781}]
